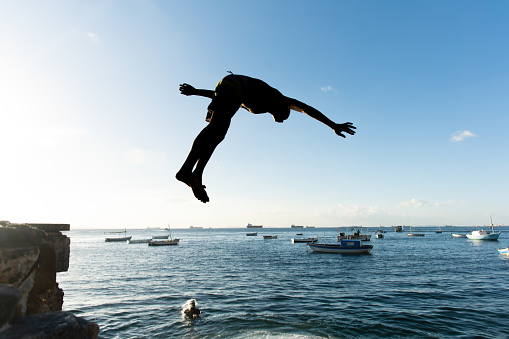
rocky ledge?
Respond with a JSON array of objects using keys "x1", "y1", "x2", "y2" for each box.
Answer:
[{"x1": 0, "y1": 221, "x2": 99, "y2": 338}]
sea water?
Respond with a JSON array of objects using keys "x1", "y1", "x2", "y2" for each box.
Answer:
[{"x1": 58, "y1": 227, "x2": 509, "y2": 338}]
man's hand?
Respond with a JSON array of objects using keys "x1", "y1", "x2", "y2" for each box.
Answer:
[
  {"x1": 334, "y1": 122, "x2": 356, "y2": 138},
  {"x1": 179, "y1": 83, "x2": 196, "y2": 96}
]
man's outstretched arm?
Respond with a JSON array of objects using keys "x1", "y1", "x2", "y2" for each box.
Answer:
[
  {"x1": 179, "y1": 83, "x2": 215, "y2": 99},
  {"x1": 287, "y1": 98, "x2": 356, "y2": 138}
]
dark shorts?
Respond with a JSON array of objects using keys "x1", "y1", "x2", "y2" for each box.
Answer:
[{"x1": 206, "y1": 77, "x2": 242, "y2": 122}]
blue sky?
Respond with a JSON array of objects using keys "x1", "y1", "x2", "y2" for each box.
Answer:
[{"x1": 1, "y1": 1, "x2": 508, "y2": 228}]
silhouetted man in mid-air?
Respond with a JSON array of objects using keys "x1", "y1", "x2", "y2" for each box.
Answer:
[{"x1": 176, "y1": 73, "x2": 356, "y2": 203}]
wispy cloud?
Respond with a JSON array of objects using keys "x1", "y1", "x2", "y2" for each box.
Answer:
[
  {"x1": 397, "y1": 198, "x2": 429, "y2": 208},
  {"x1": 329, "y1": 203, "x2": 386, "y2": 218},
  {"x1": 450, "y1": 130, "x2": 476, "y2": 142},
  {"x1": 321, "y1": 85, "x2": 338, "y2": 93},
  {"x1": 433, "y1": 200, "x2": 466, "y2": 207},
  {"x1": 87, "y1": 32, "x2": 100, "y2": 43}
]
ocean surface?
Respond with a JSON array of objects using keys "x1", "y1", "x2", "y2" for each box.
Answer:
[{"x1": 58, "y1": 227, "x2": 509, "y2": 338}]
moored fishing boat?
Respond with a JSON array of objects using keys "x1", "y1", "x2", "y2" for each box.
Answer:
[
  {"x1": 452, "y1": 233, "x2": 467, "y2": 238},
  {"x1": 308, "y1": 239, "x2": 373, "y2": 254},
  {"x1": 105, "y1": 236, "x2": 132, "y2": 242},
  {"x1": 148, "y1": 239, "x2": 180, "y2": 246},
  {"x1": 152, "y1": 235, "x2": 169, "y2": 239},
  {"x1": 337, "y1": 227, "x2": 371, "y2": 241},
  {"x1": 292, "y1": 237, "x2": 318, "y2": 243},
  {"x1": 105, "y1": 229, "x2": 131, "y2": 242},
  {"x1": 263, "y1": 235, "x2": 277, "y2": 239},
  {"x1": 466, "y1": 218, "x2": 501, "y2": 241},
  {"x1": 498, "y1": 247, "x2": 509, "y2": 256},
  {"x1": 246, "y1": 232, "x2": 258, "y2": 236},
  {"x1": 408, "y1": 226, "x2": 425, "y2": 237},
  {"x1": 149, "y1": 224, "x2": 180, "y2": 246},
  {"x1": 128, "y1": 239, "x2": 150, "y2": 244},
  {"x1": 466, "y1": 229, "x2": 500, "y2": 240}
]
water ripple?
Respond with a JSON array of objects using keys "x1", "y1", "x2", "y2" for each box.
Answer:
[{"x1": 58, "y1": 228, "x2": 509, "y2": 338}]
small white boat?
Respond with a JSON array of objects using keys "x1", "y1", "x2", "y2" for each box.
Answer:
[
  {"x1": 466, "y1": 218, "x2": 501, "y2": 241},
  {"x1": 128, "y1": 239, "x2": 151, "y2": 244},
  {"x1": 466, "y1": 229, "x2": 500, "y2": 241},
  {"x1": 148, "y1": 239, "x2": 180, "y2": 246},
  {"x1": 375, "y1": 231, "x2": 384, "y2": 239},
  {"x1": 246, "y1": 232, "x2": 258, "y2": 236},
  {"x1": 308, "y1": 239, "x2": 373, "y2": 254},
  {"x1": 263, "y1": 235, "x2": 278, "y2": 239},
  {"x1": 498, "y1": 247, "x2": 509, "y2": 256},
  {"x1": 408, "y1": 226, "x2": 425, "y2": 237},
  {"x1": 292, "y1": 237, "x2": 318, "y2": 243},
  {"x1": 452, "y1": 233, "x2": 467, "y2": 238},
  {"x1": 152, "y1": 235, "x2": 169, "y2": 239}
]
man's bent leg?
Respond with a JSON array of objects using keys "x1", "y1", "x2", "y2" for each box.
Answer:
[{"x1": 176, "y1": 117, "x2": 231, "y2": 203}]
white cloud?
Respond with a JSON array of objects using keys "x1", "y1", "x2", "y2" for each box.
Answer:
[
  {"x1": 450, "y1": 130, "x2": 476, "y2": 142},
  {"x1": 397, "y1": 199, "x2": 467, "y2": 208},
  {"x1": 397, "y1": 198, "x2": 429, "y2": 208},
  {"x1": 321, "y1": 86, "x2": 338, "y2": 93}
]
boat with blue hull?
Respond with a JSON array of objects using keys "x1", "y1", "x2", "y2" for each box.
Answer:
[
  {"x1": 307, "y1": 239, "x2": 373, "y2": 254},
  {"x1": 466, "y1": 218, "x2": 501, "y2": 241}
]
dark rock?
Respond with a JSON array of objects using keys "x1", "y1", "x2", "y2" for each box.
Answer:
[
  {"x1": 0, "y1": 285, "x2": 21, "y2": 330},
  {"x1": 27, "y1": 224, "x2": 70, "y2": 233},
  {"x1": 0, "y1": 247, "x2": 40, "y2": 286},
  {"x1": 0, "y1": 225, "x2": 51, "y2": 248},
  {"x1": 28, "y1": 242, "x2": 56, "y2": 299},
  {"x1": 0, "y1": 246, "x2": 40, "y2": 315},
  {"x1": 27, "y1": 283, "x2": 64, "y2": 314},
  {"x1": 0, "y1": 222, "x2": 100, "y2": 337},
  {"x1": 1, "y1": 311, "x2": 99, "y2": 339},
  {"x1": 46, "y1": 232, "x2": 70, "y2": 273},
  {"x1": 0, "y1": 224, "x2": 70, "y2": 273}
]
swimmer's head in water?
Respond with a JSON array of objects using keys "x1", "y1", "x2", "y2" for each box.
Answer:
[{"x1": 182, "y1": 299, "x2": 201, "y2": 319}]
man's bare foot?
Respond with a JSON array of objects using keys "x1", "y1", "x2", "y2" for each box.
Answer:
[{"x1": 176, "y1": 172, "x2": 210, "y2": 203}]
